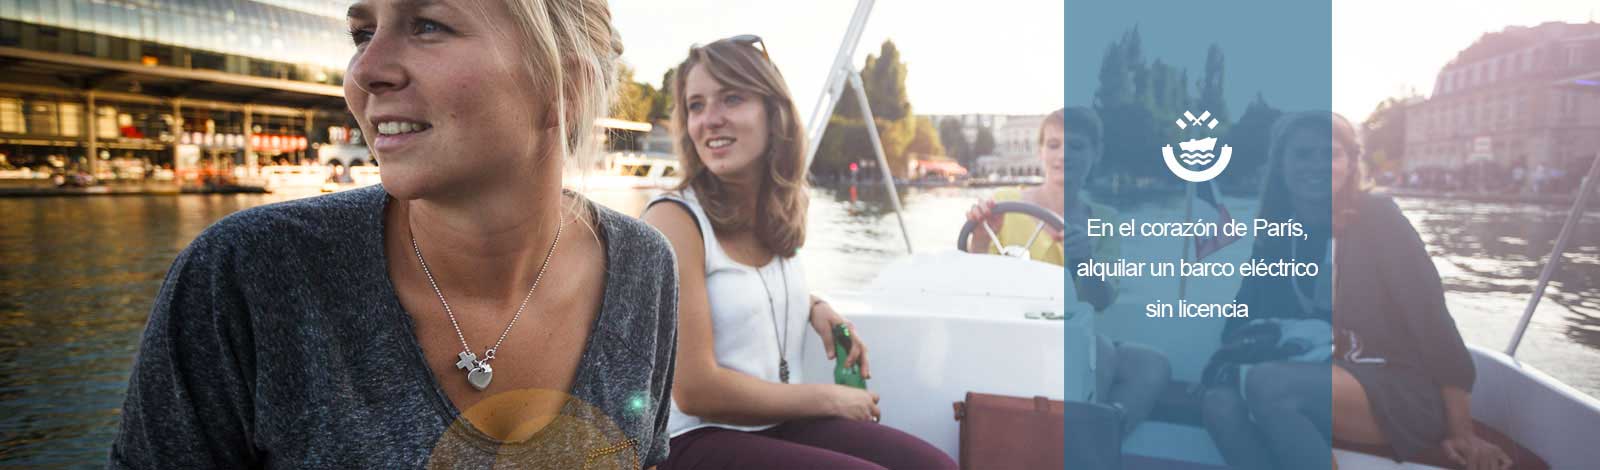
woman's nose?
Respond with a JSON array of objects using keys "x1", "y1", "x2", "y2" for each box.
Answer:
[
  {"x1": 348, "y1": 33, "x2": 410, "y2": 96},
  {"x1": 703, "y1": 106, "x2": 728, "y2": 129}
]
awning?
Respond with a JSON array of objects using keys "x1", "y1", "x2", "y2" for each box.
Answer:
[{"x1": 914, "y1": 159, "x2": 969, "y2": 175}]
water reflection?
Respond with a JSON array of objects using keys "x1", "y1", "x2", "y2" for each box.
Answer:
[
  {"x1": 0, "y1": 191, "x2": 314, "y2": 467},
  {"x1": 1397, "y1": 198, "x2": 1600, "y2": 394},
  {"x1": 0, "y1": 186, "x2": 1596, "y2": 467}
]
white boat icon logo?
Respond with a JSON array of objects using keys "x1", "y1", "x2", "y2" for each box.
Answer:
[{"x1": 1163, "y1": 111, "x2": 1232, "y2": 183}]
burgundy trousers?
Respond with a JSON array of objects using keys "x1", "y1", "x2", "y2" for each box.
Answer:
[{"x1": 657, "y1": 417, "x2": 957, "y2": 470}]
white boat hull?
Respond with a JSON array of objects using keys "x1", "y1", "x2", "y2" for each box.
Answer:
[
  {"x1": 818, "y1": 251, "x2": 1600, "y2": 468},
  {"x1": 809, "y1": 251, "x2": 1089, "y2": 459}
]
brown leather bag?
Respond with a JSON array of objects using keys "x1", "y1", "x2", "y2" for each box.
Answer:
[{"x1": 952, "y1": 392, "x2": 1067, "y2": 470}]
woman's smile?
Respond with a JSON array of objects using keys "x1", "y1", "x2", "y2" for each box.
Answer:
[{"x1": 369, "y1": 118, "x2": 435, "y2": 154}]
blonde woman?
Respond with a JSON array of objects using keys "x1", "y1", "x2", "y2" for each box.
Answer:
[
  {"x1": 643, "y1": 36, "x2": 954, "y2": 470},
  {"x1": 109, "y1": 0, "x2": 677, "y2": 468}
]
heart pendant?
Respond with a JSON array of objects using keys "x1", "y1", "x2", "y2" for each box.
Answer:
[{"x1": 467, "y1": 363, "x2": 493, "y2": 391}]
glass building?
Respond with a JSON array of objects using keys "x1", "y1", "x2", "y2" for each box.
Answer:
[{"x1": 0, "y1": 0, "x2": 362, "y2": 184}]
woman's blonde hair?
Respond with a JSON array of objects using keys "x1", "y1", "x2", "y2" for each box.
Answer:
[
  {"x1": 477, "y1": 0, "x2": 622, "y2": 186},
  {"x1": 670, "y1": 37, "x2": 809, "y2": 257}
]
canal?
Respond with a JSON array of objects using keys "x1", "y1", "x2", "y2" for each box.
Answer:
[{"x1": 1, "y1": 184, "x2": 1596, "y2": 467}]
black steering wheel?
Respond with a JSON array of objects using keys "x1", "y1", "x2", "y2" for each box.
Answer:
[{"x1": 957, "y1": 201, "x2": 1066, "y2": 259}]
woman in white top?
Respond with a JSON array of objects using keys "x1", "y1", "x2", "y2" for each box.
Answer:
[{"x1": 642, "y1": 35, "x2": 955, "y2": 470}]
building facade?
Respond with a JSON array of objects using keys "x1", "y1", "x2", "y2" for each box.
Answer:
[
  {"x1": 923, "y1": 113, "x2": 1048, "y2": 178},
  {"x1": 0, "y1": 0, "x2": 358, "y2": 184},
  {"x1": 1403, "y1": 21, "x2": 1600, "y2": 191}
]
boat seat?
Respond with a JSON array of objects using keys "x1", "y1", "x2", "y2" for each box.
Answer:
[
  {"x1": 1149, "y1": 381, "x2": 1204, "y2": 427},
  {"x1": 1332, "y1": 421, "x2": 1548, "y2": 470},
  {"x1": 1143, "y1": 381, "x2": 1549, "y2": 470},
  {"x1": 1122, "y1": 455, "x2": 1228, "y2": 470}
]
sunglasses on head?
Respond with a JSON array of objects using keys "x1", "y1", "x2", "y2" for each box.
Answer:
[{"x1": 691, "y1": 34, "x2": 770, "y2": 61}]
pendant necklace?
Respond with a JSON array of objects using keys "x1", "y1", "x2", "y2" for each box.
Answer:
[
  {"x1": 755, "y1": 258, "x2": 791, "y2": 383},
  {"x1": 410, "y1": 218, "x2": 563, "y2": 391}
]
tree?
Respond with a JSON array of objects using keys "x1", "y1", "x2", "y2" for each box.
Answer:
[
  {"x1": 939, "y1": 117, "x2": 971, "y2": 169},
  {"x1": 815, "y1": 116, "x2": 870, "y2": 179},
  {"x1": 1220, "y1": 92, "x2": 1282, "y2": 188},
  {"x1": 866, "y1": 41, "x2": 911, "y2": 121},
  {"x1": 811, "y1": 39, "x2": 920, "y2": 178},
  {"x1": 649, "y1": 69, "x2": 676, "y2": 123},
  {"x1": 1094, "y1": 30, "x2": 1135, "y2": 110},
  {"x1": 611, "y1": 62, "x2": 652, "y2": 122},
  {"x1": 1094, "y1": 28, "x2": 1175, "y2": 181},
  {"x1": 877, "y1": 115, "x2": 917, "y2": 178},
  {"x1": 830, "y1": 40, "x2": 910, "y2": 122},
  {"x1": 973, "y1": 125, "x2": 995, "y2": 157},
  {"x1": 1362, "y1": 93, "x2": 1418, "y2": 174},
  {"x1": 1092, "y1": 29, "x2": 1244, "y2": 185},
  {"x1": 1194, "y1": 44, "x2": 1229, "y2": 134},
  {"x1": 905, "y1": 116, "x2": 946, "y2": 161}
]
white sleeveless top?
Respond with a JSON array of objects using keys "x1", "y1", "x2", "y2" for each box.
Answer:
[{"x1": 653, "y1": 189, "x2": 811, "y2": 437}]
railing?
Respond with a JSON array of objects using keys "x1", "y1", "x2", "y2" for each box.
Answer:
[
  {"x1": 1507, "y1": 152, "x2": 1600, "y2": 356},
  {"x1": 801, "y1": 0, "x2": 913, "y2": 255}
]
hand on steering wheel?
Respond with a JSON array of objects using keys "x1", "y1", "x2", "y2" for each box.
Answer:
[{"x1": 958, "y1": 201, "x2": 1066, "y2": 262}]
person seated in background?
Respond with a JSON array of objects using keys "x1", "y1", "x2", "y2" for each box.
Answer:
[
  {"x1": 966, "y1": 107, "x2": 1170, "y2": 439},
  {"x1": 643, "y1": 35, "x2": 955, "y2": 470},
  {"x1": 1200, "y1": 112, "x2": 1512, "y2": 470}
]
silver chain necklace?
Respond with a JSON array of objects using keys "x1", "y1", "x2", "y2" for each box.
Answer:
[
  {"x1": 754, "y1": 258, "x2": 791, "y2": 383},
  {"x1": 409, "y1": 219, "x2": 563, "y2": 391}
]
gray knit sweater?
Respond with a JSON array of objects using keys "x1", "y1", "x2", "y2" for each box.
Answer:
[{"x1": 107, "y1": 185, "x2": 677, "y2": 469}]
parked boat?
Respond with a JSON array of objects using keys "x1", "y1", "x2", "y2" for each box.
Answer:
[{"x1": 572, "y1": 152, "x2": 681, "y2": 191}]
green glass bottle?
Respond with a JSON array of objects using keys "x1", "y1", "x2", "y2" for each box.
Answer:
[{"x1": 833, "y1": 323, "x2": 867, "y2": 389}]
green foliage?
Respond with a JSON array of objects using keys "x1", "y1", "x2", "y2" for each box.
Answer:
[
  {"x1": 811, "y1": 39, "x2": 933, "y2": 179},
  {"x1": 1092, "y1": 27, "x2": 1241, "y2": 185},
  {"x1": 867, "y1": 41, "x2": 911, "y2": 121},
  {"x1": 815, "y1": 116, "x2": 920, "y2": 179},
  {"x1": 611, "y1": 62, "x2": 653, "y2": 123},
  {"x1": 939, "y1": 117, "x2": 971, "y2": 168},
  {"x1": 1196, "y1": 44, "x2": 1230, "y2": 134},
  {"x1": 1220, "y1": 93, "x2": 1282, "y2": 187},
  {"x1": 906, "y1": 116, "x2": 946, "y2": 161},
  {"x1": 878, "y1": 115, "x2": 917, "y2": 178},
  {"x1": 815, "y1": 116, "x2": 869, "y2": 178},
  {"x1": 650, "y1": 69, "x2": 676, "y2": 123},
  {"x1": 974, "y1": 125, "x2": 995, "y2": 157},
  {"x1": 1361, "y1": 93, "x2": 1417, "y2": 173}
]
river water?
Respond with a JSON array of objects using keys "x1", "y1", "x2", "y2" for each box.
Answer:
[{"x1": 1, "y1": 184, "x2": 1596, "y2": 467}]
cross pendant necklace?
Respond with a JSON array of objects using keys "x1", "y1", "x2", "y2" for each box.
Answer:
[{"x1": 411, "y1": 219, "x2": 563, "y2": 391}]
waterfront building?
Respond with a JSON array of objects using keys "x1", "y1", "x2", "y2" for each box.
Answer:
[
  {"x1": 996, "y1": 114, "x2": 1042, "y2": 163},
  {"x1": 924, "y1": 113, "x2": 1000, "y2": 146},
  {"x1": 1403, "y1": 21, "x2": 1600, "y2": 191},
  {"x1": 0, "y1": 0, "x2": 358, "y2": 184},
  {"x1": 924, "y1": 112, "x2": 1046, "y2": 178}
]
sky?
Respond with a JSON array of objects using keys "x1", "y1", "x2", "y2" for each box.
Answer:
[
  {"x1": 609, "y1": 0, "x2": 1593, "y2": 127},
  {"x1": 316, "y1": 0, "x2": 1592, "y2": 126},
  {"x1": 608, "y1": 0, "x2": 1065, "y2": 124},
  {"x1": 1057, "y1": 0, "x2": 1597, "y2": 127},
  {"x1": 1332, "y1": 0, "x2": 1595, "y2": 123}
]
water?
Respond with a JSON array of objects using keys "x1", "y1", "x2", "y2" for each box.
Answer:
[
  {"x1": 1, "y1": 185, "x2": 1596, "y2": 468},
  {"x1": 1398, "y1": 198, "x2": 1600, "y2": 396}
]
